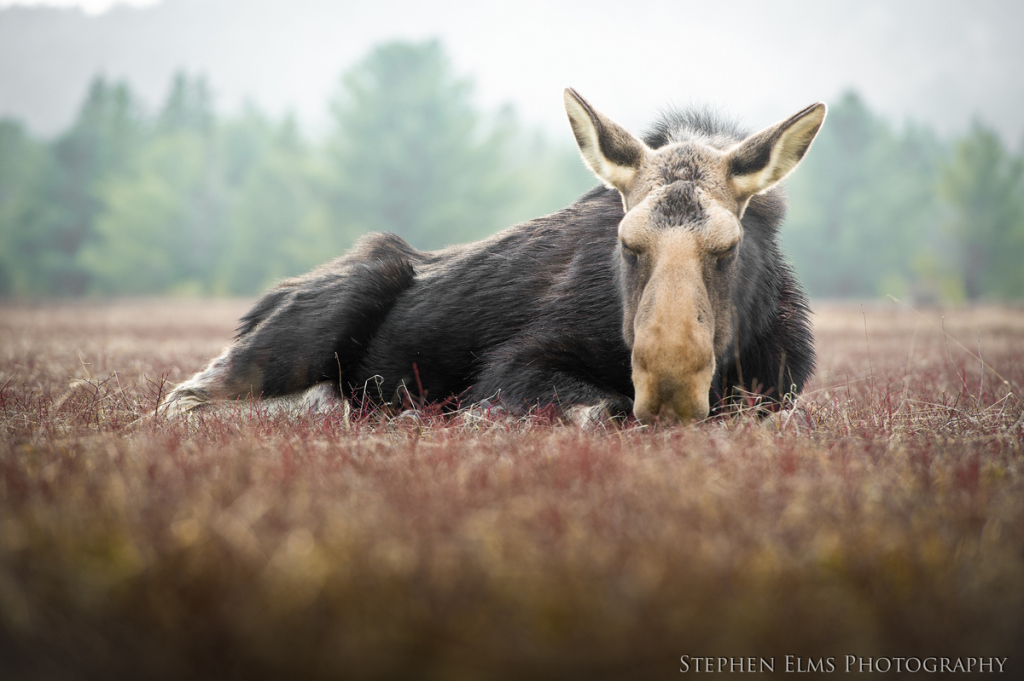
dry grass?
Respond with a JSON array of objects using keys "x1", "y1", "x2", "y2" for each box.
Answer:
[{"x1": 1, "y1": 298, "x2": 1022, "y2": 680}]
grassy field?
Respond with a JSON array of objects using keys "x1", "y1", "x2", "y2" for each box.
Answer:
[{"x1": 1, "y1": 299, "x2": 1022, "y2": 680}]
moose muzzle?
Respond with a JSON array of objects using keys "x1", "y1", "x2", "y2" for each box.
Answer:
[
  {"x1": 631, "y1": 339, "x2": 714, "y2": 425},
  {"x1": 629, "y1": 247, "x2": 717, "y2": 426}
]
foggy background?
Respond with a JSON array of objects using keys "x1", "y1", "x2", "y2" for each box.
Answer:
[
  {"x1": 3, "y1": 0, "x2": 1023, "y2": 142},
  {"x1": 1, "y1": 0, "x2": 1022, "y2": 300}
]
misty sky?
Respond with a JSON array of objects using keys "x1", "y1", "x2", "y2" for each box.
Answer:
[
  {"x1": 1, "y1": 0, "x2": 1022, "y2": 145},
  {"x1": 0, "y1": 0, "x2": 157, "y2": 13}
]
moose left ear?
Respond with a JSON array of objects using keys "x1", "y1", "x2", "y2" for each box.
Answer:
[
  {"x1": 727, "y1": 102, "x2": 827, "y2": 212},
  {"x1": 564, "y1": 88, "x2": 649, "y2": 196}
]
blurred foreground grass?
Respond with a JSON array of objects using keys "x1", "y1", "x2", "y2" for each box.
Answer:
[{"x1": 1, "y1": 299, "x2": 1022, "y2": 679}]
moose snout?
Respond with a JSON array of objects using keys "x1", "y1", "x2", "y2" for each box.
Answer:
[
  {"x1": 627, "y1": 233, "x2": 719, "y2": 426},
  {"x1": 631, "y1": 335, "x2": 715, "y2": 426},
  {"x1": 632, "y1": 365, "x2": 713, "y2": 426}
]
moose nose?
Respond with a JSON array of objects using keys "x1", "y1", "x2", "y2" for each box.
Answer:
[
  {"x1": 629, "y1": 267, "x2": 716, "y2": 426},
  {"x1": 626, "y1": 346, "x2": 716, "y2": 426},
  {"x1": 632, "y1": 382, "x2": 711, "y2": 426}
]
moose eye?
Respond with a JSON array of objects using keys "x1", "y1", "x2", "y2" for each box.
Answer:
[
  {"x1": 715, "y1": 244, "x2": 738, "y2": 271},
  {"x1": 620, "y1": 242, "x2": 640, "y2": 264}
]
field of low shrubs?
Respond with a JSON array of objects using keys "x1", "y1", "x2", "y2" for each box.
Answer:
[{"x1": 1, "y1": 299, "x2": 1022, "y2": 679}]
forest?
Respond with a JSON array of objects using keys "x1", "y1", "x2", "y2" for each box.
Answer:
[{"x1": 1, "y1": 39, "x2": 1021, "y2": 302}]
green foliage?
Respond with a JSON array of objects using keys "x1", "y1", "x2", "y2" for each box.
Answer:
[
  {"x1": 327, "y1": 40, "x2": 518, "y2": 249},
  {"x1": 783, "y1": 91, "x2": 953, "y2": 301},
  {"x1": 939, "y1": 122, "x2": 1024, "y2": 300},
  {"x1": 501, "y1": 125, "x2": 598, "y2": 227},
  {"x1": 0, "y1": 77, "x2": 146, "y2": 295},
  {"x1": 80, "y1": 73, "x2": 227, "y2": 295},
  {"x1": 0, "y1": 43, "x2": 597, "y2": 297},
  {"x1": 326, "y1": 40, "x2": 594, "y2": 251},
  {"x1": 159, "y1": 72, "x2": 214, "y2": 135},
  {"x1": 219, "y1": 115, "x2": 334, "y2": 294},
  {"x1": 0, "y1": 119, "x2": 47, "y2": 294},
  {"x1": 80, "y1": 131, "x2": 225, "y2": 294}
]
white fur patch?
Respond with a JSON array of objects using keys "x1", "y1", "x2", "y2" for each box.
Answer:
[
  {"x1": 157, "y1": 345, "x2": 347, "y2": 421},
  {"x1": 157, "y1": 346, "x2": 235, "y2": 417}
]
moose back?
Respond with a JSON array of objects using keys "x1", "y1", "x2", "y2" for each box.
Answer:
[{"x1": 161, "y1": 89, "x2": 825, "y2": 425}]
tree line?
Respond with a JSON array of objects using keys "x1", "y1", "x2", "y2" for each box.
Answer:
[
  {"x1": 1, "y1": 39, "x2": 1021, "y2": 301},
  {"x1": 0, "y1": 40, "x2": 594, "y2": 297},
  {"x1": 783, "y1": 91, "x2": 1023, "y2": 302}
]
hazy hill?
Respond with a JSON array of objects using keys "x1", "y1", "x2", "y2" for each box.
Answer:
[{"x1": 1, "y1": 0, "x2": 1022, "y2": 143}]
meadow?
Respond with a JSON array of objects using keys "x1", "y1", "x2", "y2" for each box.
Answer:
[{"x1": 1, "y1": 299, "x2": 1022, "y2": 679}]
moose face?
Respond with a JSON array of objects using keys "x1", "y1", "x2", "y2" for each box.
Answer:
[{"x1": 564, "y1": 89, "x2": 826, "y2": 425}]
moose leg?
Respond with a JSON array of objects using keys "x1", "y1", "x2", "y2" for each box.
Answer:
[
  {"x1": 549, "y1": 373, "x2": 635, "y2": 427},
  {"x1": 158, "y1": 344, "x2": 246, "y2": 416},
  {"x1": 479, "y1": 366, "x2": 633, "y2": 426},
  {"x1": 161, "y1": 371, "x2": 346, "y2": 418},
  {"x1": 714, "y1": 269, "x2": 815, "y2": 415},
  {"x1": 159, "y1": 250, "x2": 416, "y2": 417},
  {"x1": 158, "y1": 303, "x2": 353, "y2": 417},
  {"x1": 474, "y1": 335, "x2": 634, "y2": 425}
]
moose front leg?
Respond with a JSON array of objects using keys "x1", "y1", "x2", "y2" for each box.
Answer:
[
  {"x1": 474, "y1": 332, "x2": 635, "y2": 426},
  {"x1": 475, "y1": 360, "x2": 634, "y2": 427}
]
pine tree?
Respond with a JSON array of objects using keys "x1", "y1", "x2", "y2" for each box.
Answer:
[
  {"x1": 4, "y1": 77, "x2": 145, "y2": 294},
  {"x1": 939, "y1": 122, "x2": 1024, "y2": 299},
  {"x1": 327, "y1": 40, "x2": 516, "y2": 249}
]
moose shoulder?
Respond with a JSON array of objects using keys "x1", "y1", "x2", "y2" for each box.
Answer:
[{"x1": 161, "y1": 90, "x2": 825, "y2": 426}]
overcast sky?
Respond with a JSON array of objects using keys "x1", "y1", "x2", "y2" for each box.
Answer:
[
  {"x1": 1, "y1": 0, "x2": 1022, "y2": 145},
  {"x1": 0, "y1": 0, "x2": 157, "y2": 13}
]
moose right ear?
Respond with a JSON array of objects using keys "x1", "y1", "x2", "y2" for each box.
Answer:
[
  {"x1": 564, "y1": 88, "x2": 649, "y2": 195},
  {"x1": 726, "y1": 102, "x2": 827, "y2": 213}
]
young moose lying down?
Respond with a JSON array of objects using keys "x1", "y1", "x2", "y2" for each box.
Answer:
[{"x1": 160, "y1": 89, "x2": 825, "y2": 426}]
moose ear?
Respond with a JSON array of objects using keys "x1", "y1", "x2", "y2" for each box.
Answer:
[
  {"x1": 727, "y1": 102, "x2": 827, "y2": 209},
  {"x1": 564, "y1": 88, "x2": 649, "y2": 195}
]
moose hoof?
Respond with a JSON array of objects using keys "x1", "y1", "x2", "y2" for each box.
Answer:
[
  {"x1": 295, "y1": 383, "x2": 346, "y2": 415},
  {"x1": 395, "y1": 409, "x2": 423, "y2": 423},
  {"x1": 157, "y1": 387, "x2": 211, "y2": 418},
  {"x1": 457, "y1": 400, "x2": 508, "y2": 427},
  {"x1": 567, "y1": 398, "x2": 632, "y2": 430}
]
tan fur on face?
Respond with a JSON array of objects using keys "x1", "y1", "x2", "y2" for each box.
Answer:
[
  {"x1": 614, "y1": 148, "x2": 747, "y2": 426},
  {"x1": 630, "y1": 229, "x2": 716, "y2": 425}
]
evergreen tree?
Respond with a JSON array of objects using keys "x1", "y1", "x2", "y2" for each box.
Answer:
[
  {"x1": 159, "y1": 72, "x2": 214, "y2": 136},
  {"x1": 5, "y1": 77, "x2": 145, "y2": 294},
  {"x1": 5, "y1": 43, "x2": 1022, "y2": 302},
  {"x1": 939, "y1": 122, "x2": 1024, "y2": 299},
  {"x1": 219, "y1": 113, "x2": 332, "y2": 294},
  {"x1": 0, "y1": 119, "x2": 48, "y2": 294},
  {"x1": 500, "y1": 116, "x2": 598, "y2": 227},
  {"x1": 328, "y1": 40, "x2": 516, "y2": 249},
  {"x1": 79, "y1": 74, "x2": 225, "y2": 294},
  {"x1": 783, "y1": 91, "x2": 950, "y2": 300}
]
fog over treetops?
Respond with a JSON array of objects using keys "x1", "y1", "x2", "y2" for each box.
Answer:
[{"x1": 1, "y1": 0, "x2": 1022, "y2": 144}]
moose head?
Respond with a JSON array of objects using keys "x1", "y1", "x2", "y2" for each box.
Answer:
[{"x1": 564, "y1": 89, "x2": 826, "y2": 425}]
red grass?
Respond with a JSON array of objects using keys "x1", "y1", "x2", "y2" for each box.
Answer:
[{"x1": 1, "y1": 299, "x2": 1022, "y2": 680}]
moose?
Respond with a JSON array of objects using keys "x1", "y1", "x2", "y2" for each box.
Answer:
[{"x1": 160, "y1": 89, "x2": 825, "y2": 426}]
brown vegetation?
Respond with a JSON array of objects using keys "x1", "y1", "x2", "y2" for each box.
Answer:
[{"x1": 1, "y1": 299, "x2": 1022, "y2": 679}]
